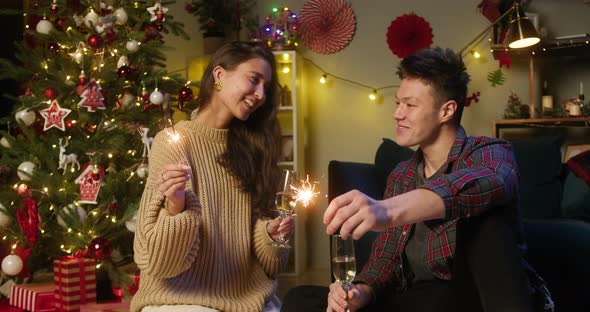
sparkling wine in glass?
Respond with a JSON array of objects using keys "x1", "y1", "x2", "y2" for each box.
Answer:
[
  {"x1": 332, "y1": 234, "x2": 356, "y2": 312},
  {"x1": 272, "y1": 169, "x2": 297, "y2": 248}
]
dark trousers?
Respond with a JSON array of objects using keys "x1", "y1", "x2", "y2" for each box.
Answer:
[{"x1": 281, "y1": 208, "x2": 534, "y2": 312}]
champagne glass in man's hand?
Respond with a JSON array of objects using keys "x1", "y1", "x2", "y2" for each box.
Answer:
[{"x1": 332, "y1": 234, "x2": 356, "y2": 312}]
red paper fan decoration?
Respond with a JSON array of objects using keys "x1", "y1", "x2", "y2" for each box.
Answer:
[
  {"x1": 386, "y1": 13, "x2": 433, "y2": 59},
  {"x1": 299, "y1": 0, "x2": 356, "y2": 55}
]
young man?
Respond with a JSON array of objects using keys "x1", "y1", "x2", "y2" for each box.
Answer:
[{"x1": 282, "y1": 47, "x2": 552, "y2": 312}]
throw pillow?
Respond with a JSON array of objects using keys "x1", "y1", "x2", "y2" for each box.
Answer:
[
  {"x1": 510, "y1": 135, "x2": 564, "y2": 219},
  {"x1": 562, "y1": 168, "x2": 590, "y2": 220},
  {"x1": 374, "y1": 138, "x2": 414, "y2": 196}
]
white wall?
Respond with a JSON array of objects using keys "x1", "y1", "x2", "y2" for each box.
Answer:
[{"x1": 163, "y1": 0, "x2": 590, "y2": 273}]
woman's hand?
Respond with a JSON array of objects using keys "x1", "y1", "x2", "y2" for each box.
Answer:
[
  {"x1": 326, "y1": 282, "x2": 373, "y2": 312},
  {"x1": 158, "y1": 163, "x2": 191, "y2": 215},
  {"x1": 267, "y1": 215, "x2": 295, "y2": 242}
]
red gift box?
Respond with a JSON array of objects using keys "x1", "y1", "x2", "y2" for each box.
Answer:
[
  {"x1": 9, "y1": 283, "x2": 57, "y2": 312},
  {"x1": 53, "y1": 258, "x2": 97, "y2": 312}
]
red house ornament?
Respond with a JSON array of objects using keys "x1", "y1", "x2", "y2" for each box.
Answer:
[{"x1": 74, "y1": 163, "x2": 105, "y2": 204}]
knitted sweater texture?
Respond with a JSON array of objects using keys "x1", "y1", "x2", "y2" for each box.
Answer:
[{"x1": 130, "y1": 120, "x2": 288, "y2": 312}]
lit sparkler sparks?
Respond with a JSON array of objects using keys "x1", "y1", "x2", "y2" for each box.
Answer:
[{"x1": 290, "y1": 175, "x2": 320, "y2": 208}]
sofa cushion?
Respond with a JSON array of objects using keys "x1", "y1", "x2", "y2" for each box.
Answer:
[
  {"x1": 510, "y1": 136, "x2": 564, "y2": 219},
  {"x1": 374, "y1": 138, "x2": 414, "y2": 196},
  {"x1": 561, "y1": 169, "x2": 590, "y2": 220}
]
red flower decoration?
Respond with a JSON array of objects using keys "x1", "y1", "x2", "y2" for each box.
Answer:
[
  {"x1": 299, "y1": 0, "x2": 356, "y2": 55},
  {"x1": 386, "y1": 13, "x2": 433, "y2": 59}
]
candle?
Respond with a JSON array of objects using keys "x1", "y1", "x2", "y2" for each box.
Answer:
[{"x1": 581, "y1": 81, "x2": 584, "y2": 95}]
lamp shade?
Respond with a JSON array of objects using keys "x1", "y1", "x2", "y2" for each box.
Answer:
[{"x1": 506, "y1": 15, "x2": 540, "y2": 48}]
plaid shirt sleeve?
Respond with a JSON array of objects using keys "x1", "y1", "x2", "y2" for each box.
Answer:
[{"x1": 420, "y1": 139, "x2": 520, "y2": 219}]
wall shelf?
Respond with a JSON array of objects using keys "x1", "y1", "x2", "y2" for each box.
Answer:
[{"x1": 493, "y1": 116, "x2": 590, "y2": 138}]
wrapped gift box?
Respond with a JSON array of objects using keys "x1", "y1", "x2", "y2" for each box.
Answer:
[
  {"x1": 9, "y1": 283, "x2": 57, "y2": 312},
  {"x1": 53, "y1": 258, "x2": 97, "y2": 312}
]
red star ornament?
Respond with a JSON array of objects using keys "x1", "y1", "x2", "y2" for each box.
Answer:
[
  {"x1": 78, "y1": 79, "x2": 106, "y2": 112},
  {"x1": 40, "y1": 100, "x2": 71, "y2": 131}
]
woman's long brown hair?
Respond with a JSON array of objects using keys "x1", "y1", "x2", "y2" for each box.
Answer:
[{"x1": 196, "y1": 41, "x2": 281, "y2": 218}]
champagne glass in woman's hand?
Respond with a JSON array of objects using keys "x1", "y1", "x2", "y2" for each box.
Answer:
[
  {"x1": 332, "y1": 234, "x2": 356, "y2": 312},
  {"x1": 272, "y1": 169, "x2": 297, "y2": 248}
]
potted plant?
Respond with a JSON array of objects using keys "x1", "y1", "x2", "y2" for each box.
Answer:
[{"x1": 186, "y1": 0, "x2": 258, "y2": 53}]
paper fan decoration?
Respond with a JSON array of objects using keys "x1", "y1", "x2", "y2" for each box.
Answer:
[
  {"x1": 299, "y1": 0, "x2": 356, "y2": 55},
  {"x1": 386, "y1": 13, "x2": 433, "y2": 59}
]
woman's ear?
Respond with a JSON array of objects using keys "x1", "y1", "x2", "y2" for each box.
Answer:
[
  {"x1": 439, "y1": 100, "x2": 457, "y2": 123},
  {"x1": 212, "y1": 65, "x2": 225, "y2": 81}
]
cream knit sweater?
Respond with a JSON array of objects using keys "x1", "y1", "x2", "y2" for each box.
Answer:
[{"x1": 130, "y1": 120, "x2": 288, "y2": 312}]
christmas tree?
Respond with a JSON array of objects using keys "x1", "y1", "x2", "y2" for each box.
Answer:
[{"x1": 0, "y1": 0, "x2": 191, "y2": 296}]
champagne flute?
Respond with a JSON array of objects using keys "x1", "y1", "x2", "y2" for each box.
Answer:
[
  {"x1": 331, "y1": 234, "x2": 356, "y2": 312},
  {"x1": 272, "y1": 169, "x2": 297, "y2": 248}
]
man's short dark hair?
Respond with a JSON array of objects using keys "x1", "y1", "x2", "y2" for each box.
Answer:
[{"x1": 397, "y1": 47, "x2": 470, "y2": 125}]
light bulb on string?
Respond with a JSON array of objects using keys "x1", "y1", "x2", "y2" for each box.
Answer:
[
  {"x1": 319, "y1": 74, "x2": 327, "y2": 84},
  {"x1": 369, "y1": 90, "x2": 377, "y2": 101}
]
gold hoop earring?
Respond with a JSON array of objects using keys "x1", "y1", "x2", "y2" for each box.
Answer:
[{"x1": 214, "y1": 80, "x2": 223, "y2": 91}]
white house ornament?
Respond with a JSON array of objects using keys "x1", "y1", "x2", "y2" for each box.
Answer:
[
  {"x1": 147, "y1": 2, "x2": 168, "y2": 22},
  {"x1": 1, "y1": 254, "x2": 23, "y2": 276},
  {"x1": 15, "y1": 109, "x2": 36, "y2": 126},
  {"x1": 40, "y1": 100, "x2": 71, "y2": 131},
  {"x1": 75, "y1": 163, "x2": 104, "y2": 204},
  {"x1": 17, "y1": 161, "x2": 36, "y2": 181}
]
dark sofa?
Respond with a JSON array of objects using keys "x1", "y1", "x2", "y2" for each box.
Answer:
[{"x1": 328, "y1": 136, "x2": 590, "y2": 312}]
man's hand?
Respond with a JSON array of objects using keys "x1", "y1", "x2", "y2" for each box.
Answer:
[
  {"x1": 326, "y1": 282, "x2": 373, "y2": 312},
  {"x1": 323, "y1": 190, "x2": 391, "y2": 240}
]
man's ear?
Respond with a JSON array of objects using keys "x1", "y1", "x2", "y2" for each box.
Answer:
[{"x1": 439, "y1": 100, "x2": 457, "y2": 123}]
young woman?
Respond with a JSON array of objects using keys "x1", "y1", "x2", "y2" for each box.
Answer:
[{"x1": 131, "y1": 42, "x2": 294, "y2": 312}]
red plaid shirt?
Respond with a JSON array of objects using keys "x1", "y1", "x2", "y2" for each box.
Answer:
[{"x1": 355, "y1": 127, "x2": 521, "y2": 292}]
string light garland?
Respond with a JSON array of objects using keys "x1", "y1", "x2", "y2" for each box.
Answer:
[{"x1": 303, "y1": 57, "x2": 398, "y2": 101}]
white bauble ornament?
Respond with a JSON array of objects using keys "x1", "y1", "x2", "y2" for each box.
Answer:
[
  {"x1": 136, "y1": 163, "x2": 149, "y2": 179},
  {"x1": 125, "y1": 210, "x2": 138, "y2": 232},
  {"x1": 149, "y1": 89, "x2": 164, "y2": 105},
  {"x1": 2, "y1": 254, "x2": 23, "y2": 276},
  {"x1": 17, "y1": 161, "x2": 36, "y2": 181},
  {"x1": 114, "y1": 8, "x2": 128, "y2": 25},
  {"x1": 125, "y1": 40, "x2": 139, "y2": 53},
  {"x1": 36, "y1": 19, "x2": 53, "y2": 35},
  {"x1": 84, "y1": 10, "x2": 99, "y2": 28},
  {"x1": 57, "y1": 204, "x2": 87, "y2": 227},
  {"x1": 0, "y1": 137, "x2": 11, "y2": 148},
  {"x1": 0, "y1": 203, "x2": 12, "y2": 228},
  {"x1": 117, "y1": 55, "x2": 129, "y2": 69},
  {"x1": 15, "y1": 109, "x2": 36, "y2": 126}
]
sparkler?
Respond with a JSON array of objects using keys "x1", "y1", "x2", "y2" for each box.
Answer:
[{"x1": 290, "y1": 174, "x2": 320, "y2": 208}]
